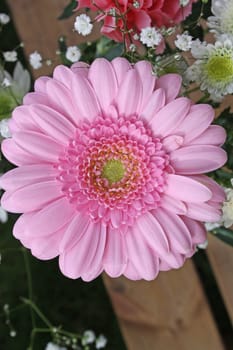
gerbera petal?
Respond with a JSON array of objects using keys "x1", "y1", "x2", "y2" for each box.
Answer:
[
  {"x1": 0, "y1": 164, "x2": 57, "y2": 191},
  {"x1": 34, "y1": 76, "x2": 50, "y2": 92},
  {"x1": 170, "y1": 145, "x2": 227, "y2": 174},
  {"x1": 190, "y1": 175, "x2": 225, "y2": 202},
  {"x1": 59, "y1": 221, "x2": 105, "y2": 279},
  {"x1": 125, "y1": 227, "x2": 159, "y2": 281},
  {"x1": 111, "y1": 57, "x2": 132, "y2": 85},
  {"x1": 187, "y1": 202, "x2": 221, "y2": 222},
  {"x1": 160, "y1": 194, "x2": 187, "y2": 214},
  {"x1": 116, "y1": 69, "x2": 142, "y2": 116},
  {"x1": 13, "y1": 131, "x2": 64, "y2": 162},
  {"x1": 71, "y1": 62, "x2": 89, "y2": 77},
  {"x1": 154, "y1": 208, "x2": 192, "y2": 254},
  {"x1": 191, "y1": 125, "x2": 226, "y2": 146},
  {"x1": 88, "y1": 58, "x2": 118, "y2": 112},
  {"x1": 179, "y1": 104, "x2": 215, "y2": 144},
  {"x1": 23, "y1": 92, "x2": 50, "y2": 106},
  {"x1": 150, "y1": 97, "x2": 191, "y2": 137},
  {"x1": 26, "y1": 197, "x2": 75, "y2": 237},
  {"x1": 53, "y1": 65, "x2": 75, "y2": 87},
  {"x1": 72, "y1": 74, "x2": 101, "y2": 121},
  {"x1": 134, "y1": 60, "x2": 156, "y2": 110},
  {"x1": 30, "y1": 104, "x2": 75, "y2": 144},
  {"x1": 166, "y1": 174, "x2": 212, "y2": 203},
  {"x1": 182, "y1": 216, "x2": 207, "y2": 245},
  {"x1": 12, "y1": 106, "x2": 40, "y2": 132},
  {"x1": 1, "y1": 139, "x2": 40, "y2": 166},
  {"x1": 59, "y1": 212, "x2": 89, "y2": 252},
  {"x1": 30, "y1": 228, "x2": 64, "y2": 260},
  {"x1": 159, "y1": 253, "x2": 185, "y2": 271},
  {"x1": 103, "y1": 227, "x2": 127, "y2": 277},
  {"x1": 156, "y1": 74, "x2": 182, "y2": 103},
  {"x1": 140, "y1": 88, "x2": 165, "y2": 122},
  {"x1": 1, "y1": 180, "x2": 63, "y2": 213}
]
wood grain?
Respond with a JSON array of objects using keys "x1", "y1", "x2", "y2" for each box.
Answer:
[
  {"x1": 103, "y1": 260, "x2": 225, "y2": 350},
  {"x1": 7, "y1": 0, "x2": 100, "y2": 77},
  {"x1": 207, "y1": 234, "x2": 233, "y2": 325}
]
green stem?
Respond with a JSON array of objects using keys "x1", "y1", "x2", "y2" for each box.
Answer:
[
  {"x1": 22, "y1": 250, "x2": 36, "y2": 329},
  {"x1": 22, "y1": 298, "x2": 53, "y2": 328}
]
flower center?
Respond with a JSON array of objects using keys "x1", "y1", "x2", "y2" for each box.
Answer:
[
  {"x1": 101, "y1": 159, "x2": 125, "y2": 185},
  {"x1": 206, "y1": 54, "x2": 233, "y2": 82}
]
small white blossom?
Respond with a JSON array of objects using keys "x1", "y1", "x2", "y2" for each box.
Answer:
[
  {"x1": 3, "y1": 51, "x2": 17, "y2": 62},
  {"x1": 140, "y1": 27, "x2": 162, "y2": 48},
  {"x1": 208, "y1": 0, "x2": 233, "y2": 38},
  {"x1": 133, "y1": 33, "x2": 139, "y2": 41},
  {"x1": 46, "y1": 59, "x2": 52, "y2": 66},
  {"x1": 129, "y1": 44, "x2": 136, "y2": 52},
  {"x1": 0, "y1": 13, "x2": 10, "y2": 25},
  {"x1": 197, "y1": 240, "x2": 209, "y2": 250},
  {"x1": 82, "y1": 330, "x2": 96, "y2": 345},
  {"x1": 0, "y1": 206, "x2": 8, "y2": 223},
  {"x1": 222, "y1": 180, "x2": 233, "y2": 228},
  {"x1": 0, "y1": 118, "x2": 11, "y2": 138},
  {"x1": 205, "y1": 222, "x2": 221, "y2": 231},
  {"x1": 45, "y1": 342, "x2": 67, "y2": 350},
  {"x1": 175, "y1": 33, "x2": 193, "y2": 51},
  {"x1": 65, "y1": 46, "x2": 81, "y2": 63},
  {"x1": 74, "y1": 14, "x2": 93, "y2": 36},
  {"x1": 1, "y1": 78, "x2": 11, "y2": 88},
  {"x1": 180, "y1": 0, "x2": 189, "y2": 6},
  {"x1": 96, "y1": 334, "x2": 107, "y2": 349},
  {"x1": 29, "y1": 51, "x2": 43, "y2": 69}
]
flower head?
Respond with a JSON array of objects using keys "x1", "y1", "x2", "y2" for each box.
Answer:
[
  {"x1": 29, "y1": 51, "x2": 43, "y2": 70},
  {"x1": 140, "y1": 27, "x2": 162, "y2": 48},
  {"x1": 74, "y1": 14, "x2": 93, "y2": 36},
  {"x1": 186, "y1": 37, "x2": 233, "y2": 100},
  {"x1": 3, "y1": 51, "x2": 17, "y2": 62},
  {"x1": 208, "y1": 0, "x2": 233, "y2": 38},
  {"x1": 65, "y1": 46, "x2": 81, "y2": 63},
  {"x1": 76, "y1": 0, "x2": 197, "y2": 43},
  {"x1": 0, "y1": 58, "x2": 226, "y2": 281},
  {"x1": 0, "y1": 13, "x2": 10, "y2": 25}
]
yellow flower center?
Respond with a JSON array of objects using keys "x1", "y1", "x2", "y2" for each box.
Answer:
[
  {"x1": 206, "y1": 54, "x2": 233, "y2": 82},
  {"x1": 101, "y1": 159, "x2": 125, "y2": 184}
]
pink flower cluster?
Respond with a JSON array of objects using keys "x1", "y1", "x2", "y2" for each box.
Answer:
[{"x1": 76, "y1": 0, "x2": 197, "y2": 43}]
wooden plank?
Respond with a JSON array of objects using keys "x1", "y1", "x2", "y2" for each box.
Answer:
[
  {"x1": 207, "y1": 234, "x2": 233, "y2": 325},
  {"x1": 6, "y1": 0, "x2": 100, "y2": 78},
  {"x1": 6, "y1": 2, "x2": 228, "y2": 349},
  {"x1": 103, "y1": 261, "x2": 225, "y2": 350}
]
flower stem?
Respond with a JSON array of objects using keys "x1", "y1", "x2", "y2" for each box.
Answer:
[{"x1": 22, "y1": 249, "x2": 36, "y2": 329}]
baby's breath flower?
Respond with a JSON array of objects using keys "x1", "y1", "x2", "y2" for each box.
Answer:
[
  {"x1": 65, "y1": 46, "x2": 81, "y2": 63},
  {"x1": 1, "y1": 78, "x2": 11, "y2": 88},
  {"x1": 0, "y1": 118, "x2": 11, "y2": 139},
  {"x1": 29, "y1": 51, "x2": 43, "y2": 69},
  {"x1": 175, "y1": 33, "x2": 193, "y2": 51},
  {"x1": 129, "y1": 44, "x2": 136, "y2": 52},
  {"x1": 0, "y1": 13, "x2": 10, "y2": 25},
  {"x1": 82, "y1": 330, "x2": 96, "y2": 346},
  {"x1": 45, "y1": 342, "x2": 67, "y2": 350},
  {"x1": 222, "y1": 180, "x2": 233, "y2": 228},
  {"x1": 3, "y1": 51, "x2": 17, "y2": 62},
  {"x1": 140, "y1": 27, "x2": 162, "y2": 48},
  {"x1": 0, "y1": 205, "x2": 8, "y2": 223},
  {"x1": 186, "y1": 37, "x2": 233, "y2": 100},
  {"x1": 74, "y1": 14, "x2": 93, "y2": 36},
  {"x1": 95, "y1": 335, "x2": 107, "y2": 349}
]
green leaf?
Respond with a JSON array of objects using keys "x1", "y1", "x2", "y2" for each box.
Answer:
[
  {"x1": 212, "y1": 227, "x2": 233, "y2": 246},
  {"x1": 58, "y1": 0, "x2": 77, "y2": 20}
]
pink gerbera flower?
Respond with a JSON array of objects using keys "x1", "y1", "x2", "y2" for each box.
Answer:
[{"x1": 0, "y1": 58, "x2": 226, "y2": 281}]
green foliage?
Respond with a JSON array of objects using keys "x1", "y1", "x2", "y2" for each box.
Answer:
[
  {"x1": 211, "y1": 227, "x2": 233, "y2": 246},
  {"x1": 58, "y1": 0, "x2": 77, "y2": 20}
]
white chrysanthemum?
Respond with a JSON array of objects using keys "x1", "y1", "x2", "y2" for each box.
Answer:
[
  {"x1": 0, "y1": 118, "x2": 11, "y2": 138},
  {"x1": 208, "y1": 0, "x2": 233, "y2": 38},
  {"x1": 140, "y1": 27, "x2": 162, "y2": 48},
  {"x1": 175, "y1": 33, "x2": 193, "y2": 51},
  {"x1": 222, "y1": 179, "x2": 233, "y2": 228},
  {"x1": 74, "y1": 14, "x2": 93, "y2": 36},
  {"x1": 65, "y1": 46, "x2": 81, "y2": 63},
  {"x1": 96, "y1": 334, "x2": 107, "y2": 349},
  {"x1": 3, "y1": 51, "x2": 17, "y2": 62},
  {"x1": 0, "y1": 13, "x2": 10, "y2": 25},
  {"x1": 29, "y1": 51, "x2": 43, "y2": 69},
  {"x1": 186, "y1": 37, "x2": 233, "y2": 100}
]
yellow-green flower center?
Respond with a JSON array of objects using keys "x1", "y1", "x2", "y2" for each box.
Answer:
[
  {"x1": 101, "y1": 159, "x2": 125, "y2": 184},
  {"x1": 206, "y1": 55, "x2": 233, "y2": 82}
]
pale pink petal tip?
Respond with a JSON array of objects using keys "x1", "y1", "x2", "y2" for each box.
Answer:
[{"x1": 0, "y1": 57, "x2": 226, "y2": 282}]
